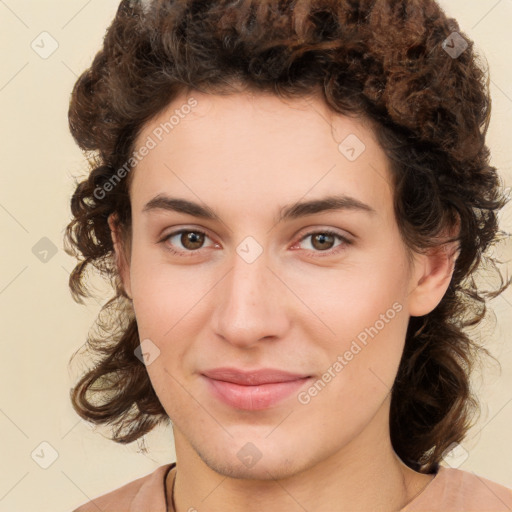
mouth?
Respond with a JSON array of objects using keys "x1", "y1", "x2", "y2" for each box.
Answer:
[{"x1": 201, "y1": 367, "x2": 312, "y2": 411}]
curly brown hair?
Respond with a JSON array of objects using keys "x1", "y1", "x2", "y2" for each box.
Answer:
[{"x1": 64, "y1": 0, "x2": 510, "y2": 474}]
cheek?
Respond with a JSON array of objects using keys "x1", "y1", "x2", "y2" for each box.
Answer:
[
  {"x1": 323, "y1": 302, "x2": 407, "y2": 391},
  {"x1": 299, "y1": 304, "x2": 408, "y2": 432},
  {"x1": 294, "y1": 250, "x2": 410, "y2": 402},
  {"x1": 129, "y1": 248, "x2": 209, "y2": 335},
  {"x1": 128, "y1": 251, "x2": 212, "y2": 388},
  {"x1": 293, "y1": 249, "x2": 409, "y2": 343}
]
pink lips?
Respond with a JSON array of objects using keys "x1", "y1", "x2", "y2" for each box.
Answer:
[{"x1": 201, "y1": 367, "x2": 311, "y2": 410}]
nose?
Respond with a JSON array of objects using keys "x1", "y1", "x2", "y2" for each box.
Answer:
[{"x1": 211, "y1": 248, "x2": 291, "y2": 349}]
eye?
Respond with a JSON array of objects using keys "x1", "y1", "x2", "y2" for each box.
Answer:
[
  {"x1": 160, "y1": 229, "x2": 217, "y2": 256},
  {"x1": 294, "y1": 229, "x2": 352, "y2": 257},
  {"x1": 159, "y1": 227, "x2": 352, "y2": 258}
]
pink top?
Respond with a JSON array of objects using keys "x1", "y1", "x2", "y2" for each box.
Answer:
[{"x1": 73, "y1": 462, "x2": 512, "y2": 511}]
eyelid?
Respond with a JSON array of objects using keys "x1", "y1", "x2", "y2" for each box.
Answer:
[
  {"x1": 296, "y1": 226, "x2": 353, "y2": 242},
  {"x1": 159, "y1": 226, "x2": 218, "y2": 256},
  {"x1": 291, "y1": 228, "x2": 352, "y2": 257}
]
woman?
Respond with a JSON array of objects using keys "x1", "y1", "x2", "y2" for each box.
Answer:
[{"x1": 65, "y1": 0, "x2": 512, "y2": 510}]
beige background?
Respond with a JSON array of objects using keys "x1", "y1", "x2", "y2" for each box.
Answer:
[{"x1": 0, "y1": 1, "x2": 511, "y2": 510}]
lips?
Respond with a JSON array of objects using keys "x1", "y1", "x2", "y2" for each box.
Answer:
[
  {"x1": 201, "y1": 367, "x2": 311, "y2": 410},
  {"x1": 202, "y1": 367, "x2": 309, "y2": 385}
]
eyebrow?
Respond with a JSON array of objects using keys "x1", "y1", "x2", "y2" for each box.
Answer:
[{"x1": 142, "y1": 193, "x2": 377, "y2": 223}]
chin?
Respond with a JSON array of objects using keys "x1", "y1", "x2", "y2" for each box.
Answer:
[
  {"x1": 188, "y1": 432, "x2": 317, "y2": 481},
  {"x1": 203, "y1": 451, "x2": 306, "y2": 481}
]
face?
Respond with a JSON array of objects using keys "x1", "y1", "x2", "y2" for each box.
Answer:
[{"x1": 110, "y1": 90, "x2": 449, "y2": 480}]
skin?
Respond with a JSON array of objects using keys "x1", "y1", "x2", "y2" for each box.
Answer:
[{"x1": 109, "y1": 90, "x2": 458, "y2": 511}]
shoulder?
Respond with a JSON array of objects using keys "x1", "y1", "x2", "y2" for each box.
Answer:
[
  {"x1": 403, "y1": 465, "x2": 512, "y2": 512},
  {"x1": 72, "y1": 462, "x2": 175, "y2": 512}
]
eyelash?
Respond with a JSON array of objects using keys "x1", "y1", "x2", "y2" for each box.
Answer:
[{"x1": 159, "y1": 228, "x2": 352, "y2": 258}]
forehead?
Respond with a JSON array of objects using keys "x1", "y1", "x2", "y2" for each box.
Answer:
[{"x1": 129, "y1": 90, "x2": 393, "y2": 221}]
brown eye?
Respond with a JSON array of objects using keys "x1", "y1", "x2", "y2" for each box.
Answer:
[
  {"x1": 180, "y1": 231, "x2": 205, "y2": 250},
  {"x1": 310, "y1": 233, "x2": 336, "y2": 251},
  {"x1": 162, "y1": 229, "x2": 215, "y2": 256},
  {"x1": 295, "y1": 229, "x2": 352, "y2": 257}
]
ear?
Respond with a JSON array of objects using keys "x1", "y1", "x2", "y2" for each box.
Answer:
[
  {"x1": 407, "y1": 239, "x2": 460, "y2": 317},
  {"x1": 108, "y1": 213, "x2": 133, "y2": 300}
]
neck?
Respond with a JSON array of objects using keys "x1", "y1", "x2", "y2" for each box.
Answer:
[{"x1": 167, "y1": 397, "x2": 433, "y2": 512}]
